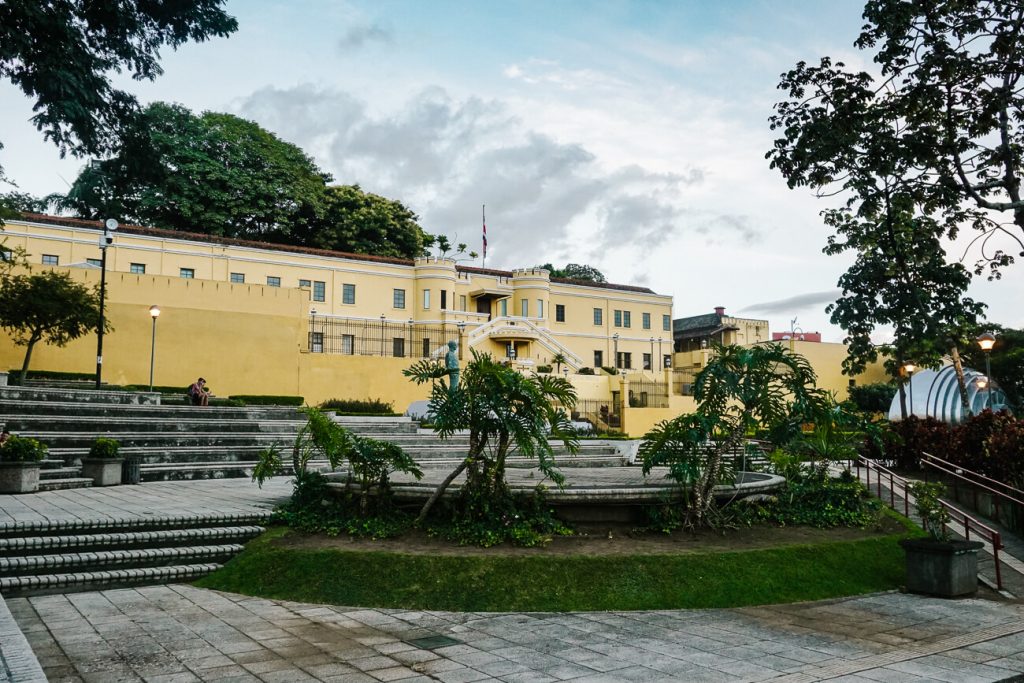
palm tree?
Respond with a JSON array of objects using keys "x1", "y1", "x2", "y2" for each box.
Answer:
[
  {"x1": 404, "y1": 350, "x2": 579, "y2": 525},
  {"x1": 640, "y1": 343, "x2": 825, "y2": 525},
  {"x1": 552, "y1": 353, "x2": 567, "y2": 375}
]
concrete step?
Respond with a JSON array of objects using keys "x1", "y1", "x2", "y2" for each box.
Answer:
[
  {"x1": 0, "y1": 563, "x2": 222, "y2": 597},
  {"x1": 0, "y1": 512, "x2": 271, "y2": 537},
  {"x1": 0, "y1": 399, "x2": 304, "y2": 420},
  {"x1": 23, "y1": 431, "x2": 301, "y2": 450},
  {"x1": 0, "y1": 385, "x2": 159, "y2": 405},
  {"x1": 0, "y1": 526, "x2": 264, "y2": 555},
  {"x1": 39, "y1": 458, "x2": 66, "y2": 469},
  {"x1": 38, "y1": 466, "x2": 83, "y2": 480},
  {"x1": 37, "y1": 477, "x2": 93, "y2": 491},
  {"x1": 1, "y1": 415, "x2": 307, "y2": 433},
  {"x1": 0, "y1": 544, "x2": 244, "y2": 576}
]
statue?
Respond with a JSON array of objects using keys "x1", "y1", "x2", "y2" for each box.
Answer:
[{"x1": 445, "y1": 340, "x2": 460, "y2": 393}]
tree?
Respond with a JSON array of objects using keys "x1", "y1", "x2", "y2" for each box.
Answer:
[
  {"x1": 300, "y1": 185, "x2": 430, "y2": 259},
  {"x1": 60, "y1": 102, "x2": 331, "y2": 241},
  {"x1": 0, "y1": 2, "x2": 236, "y2": 188},
  {"x1": 961, "y1": 325, "x2": 1024, "y2": 410},
  {"x1": 768, "y1": 0, "x2": 1024, "y2": 277},
  {"x1": 847, "y1": 382, "x2": 898, "y2": 415},
  {"x1": 0, "y1": 271, "x2": 108, "y2": 384},
  {"x1": 552, "y1": 353, "x2": 567, "y2": 375},
  {"x1": 640, "y1": 343, "x2": 824, "y2": 526},
  {"x1": 541, "y1": 263, "x2": 607, "y2": 283},
  {"x1": 403, "y1": 351, "x2": 579, "y2": 536}
]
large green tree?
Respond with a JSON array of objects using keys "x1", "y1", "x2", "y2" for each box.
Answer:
[
  {"x1": 0, "y1": 1, "x2": 236, "y2": 186},
  {"x1": 60, "y1": 102, "x2": 331, "y2": 241},
  {"x1": 540, "y1": 263, "x2": 607, "y2": 283},
  {"x1": 0, "y1": 271, "x2": 107, "y2": 383},
  {"x1": 768, "y1": 0, "x2": 1024, "y2": 277}
]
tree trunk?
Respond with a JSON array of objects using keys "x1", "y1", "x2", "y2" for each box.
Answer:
[
  {"x1": 949, "y1": 345, "x2": 971, "y2": 417},
  {"x1": 897, "y1": 381, "x2": 908, "y2": 420},
  {"x1": 19, "y1": 334, "x2": 40, "y2": 385},
  {"x1": 414, "y1": 458, "x2": 469, "y2": 526}
]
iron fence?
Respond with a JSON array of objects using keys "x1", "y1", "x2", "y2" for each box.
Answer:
[
  {"x1": 308, "y1": 316, "x2": 459, "y2": 358},
  {"x1": 572, "y1": 399, "x2": 621, "y2": 431},
  {"x1": 672, "y1": 368, "x2": 699, "y2": 396},
  {"x1": 628, "y1": 378, "x2": 669, "y2": 408}
]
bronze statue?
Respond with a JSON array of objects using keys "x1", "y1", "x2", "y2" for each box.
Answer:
[{"x1": 445, "y1": 340, "x2": 460, "y2": 393}]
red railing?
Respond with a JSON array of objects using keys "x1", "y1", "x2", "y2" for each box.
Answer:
[
  {"x1": 920, "y1": 451, "x2": 1024, "y2": 527},
  {"x1": 854, "y1": 456, "x2": 1005, "y2": 590}
]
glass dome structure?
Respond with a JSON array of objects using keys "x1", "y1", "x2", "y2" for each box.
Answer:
[{"x1": 888, "y1": 365, "x2": 1009, "y2": 424}]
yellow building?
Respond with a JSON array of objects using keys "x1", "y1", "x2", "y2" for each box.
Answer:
[{"x1": 0, "y1": 214, "x2": 675, "y2": 411}]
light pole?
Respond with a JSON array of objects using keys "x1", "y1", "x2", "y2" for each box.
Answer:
[
  {"x1": 380, "y1": 313, "x2": 386, "y2": 356},
  {"x1": 613, "y1": 332, "x2": 620, "y2": 370},
  {"x1": 148, "y1": 305, "x2": 160, "y2": 391},
  {"x1": 903, "y1": 362, "x2": 917, "y2": 417},
  {"x1": 649, "y1": 337, "x2": 655, "y2": 372},
  {"x1": 95, "y1": 218, "x2": 118, "y2": 389},
  {"x1": 457, "y1": 320, "x2": 466, "y2": 361},
  {"x1": 977, "y1": 331, "x2": 996, "y2": 410}
]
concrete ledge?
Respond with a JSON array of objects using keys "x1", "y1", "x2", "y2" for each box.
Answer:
[{"x1": 0, "y1": 593, "x2": 46, "y2": 682}]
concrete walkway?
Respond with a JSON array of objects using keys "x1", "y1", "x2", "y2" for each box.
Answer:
[{"x1": 7, "y1": 585, "x2": 1024, "y2": 683}]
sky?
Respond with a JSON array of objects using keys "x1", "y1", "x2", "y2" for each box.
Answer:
[{"x1": 2, "y1": 0, "x2": 1022, "y2": 341}]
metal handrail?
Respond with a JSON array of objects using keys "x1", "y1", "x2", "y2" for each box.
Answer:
[
  {"x1": 855, "y1": 456, "x2": 1005, "y2": 590},
  {"x1": 921, "y1": 451, "x2": 1024, "y2": 509}
]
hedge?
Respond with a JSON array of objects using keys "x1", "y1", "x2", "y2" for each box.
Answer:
[{"x1": 229, "y1": 395, "x2": 304, "y2": 406}]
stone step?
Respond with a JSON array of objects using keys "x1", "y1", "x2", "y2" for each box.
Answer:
[
  {"x1": 0, "y1": 399, "x2": 305, "y2": 420},
  {"x1": 0, "y1": 526, "x2": 265, "y2": 555},
  {"x1": 0, "y1": 512, "x2": 271, "y2": 537},
  {"x1": 2, "y1": 415, "x2": 307, "y2": 433},
  {"x1": 0, "y1": 385, "x2": 160, "y2": 405},
  {"x1": 37, "y1": 477, "x2": 93, "y2": 491},
  {"x1": 0, "y1": 563, "x2": 222, "y2": 597},
  {"x1": 0, "y1": 544, "x2": 243, "y2": 577},
  {"x1": 39, "y1": 458, "x2": 65, "y2": 469},
  {"x1": 22, "y1": 431, "x2": 301, "y2": 449},
  {"x1": 38, "y1": 466, "x2": 83, "y2": 480}
]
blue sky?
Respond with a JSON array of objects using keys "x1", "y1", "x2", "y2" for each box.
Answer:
[{"x1": 1, "y1": 0, "x2": 1021, "y2": 341}]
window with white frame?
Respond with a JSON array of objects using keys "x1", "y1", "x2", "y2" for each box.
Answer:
[
  {"x1": 342, "y1": 283, "x2": 355, "y2": 304},
  {"x1": 180, "y1": 268, "x2": 194, "y2": 279},
  {"x1": 266, "y1": 276, "x2": 281, "y2": 287},
  {"x1": 230, "y1": 272, "x2": 245, "y2": 284}
]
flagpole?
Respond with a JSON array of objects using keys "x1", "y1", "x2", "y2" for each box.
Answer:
[{"x1": 482, "y1": 204, "x2": 487, "y2": 269}]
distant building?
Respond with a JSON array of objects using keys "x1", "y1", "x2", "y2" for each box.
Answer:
[
  {"x1": 672, "y1": 306, "x2": 767, "y2": 352},
  {"x1": 772, "y1": 331, "x2": 822, "y2": 343}
]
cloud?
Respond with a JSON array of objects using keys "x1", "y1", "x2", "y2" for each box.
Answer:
[
  {"x1": 236, "y1": 84, "x2": 755, "y2": 267},
  {"x1": 741, "y1": 289, "x2": 843, "y2": 315},
  {"x1": 337, "y1": 23, "x2": 393, "y2": 51}
]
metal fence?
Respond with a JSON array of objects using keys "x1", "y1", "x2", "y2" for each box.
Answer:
[
  {"x1": 308, "y1": 316, "x2": 459, "y2": 358},
  {"x1": 572, "y1": 399, "x2": 621, "y2": 431},
  {"x1": 672, "y1": 368, "x2": 699, "y2": 396},
  {"x1": 628, "y1": 378, "x2": 669, "y2": 408}
]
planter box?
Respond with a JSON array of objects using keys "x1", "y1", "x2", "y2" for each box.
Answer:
[
  {"x1": 899, "y1": 538, "x2": 984, "y2": 597},
  {"x1": 81, "y1": 457, "x2": 125, "y2": 487},
  {"x1": 0, "y1": 462, "x2": 40, "y2": 493}
]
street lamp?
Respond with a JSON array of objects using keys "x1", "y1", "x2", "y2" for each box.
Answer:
[
  {"x1": 613, "y1": 332, "x2": 620, "y2": 370},
  {"x1": 457, "y1": 320, "x2": 466, "y2": 360},
  {"x1": 148, "y1": 305, "x2": 160, "y2": 391},
  {"x1": 380, "y1": 313, "x2": 386, "y2": 356},
  {"x1": 95, "y1": 218, "x2": 118, "y2": 389},
  {"x1": 977, "y1": 332, "x2": 996, "y2": 409},
  {"x1": 903, "y1": 362, "x2": 917, "y2": 417}
]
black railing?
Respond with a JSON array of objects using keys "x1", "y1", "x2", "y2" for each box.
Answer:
[
  {"x1": 308, "y1": 316, "x2": 459, "y2": 358},
  {"x1": 572, "y1": 399, "x2": 621, "y2": 431},
  {"x1": 628, "y1": 378, "x2": 669, "y2": 408},
  {"x1": 672, "y1": 368, "x2": 698, "y2": 396}
]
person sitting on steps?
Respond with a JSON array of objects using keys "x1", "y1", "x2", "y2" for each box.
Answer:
[{"x1": 188, "y1": 377, "x2": 211, "y2": 406}]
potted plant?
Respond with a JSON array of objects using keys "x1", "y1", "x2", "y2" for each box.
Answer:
[
  {"x1": 81, "y1": 437, "x2": 124, "y2": 486},
  {"x1": 899, "y1": 481, "x2": 983, "y2": 597},
  {"x1": 0, "y1": 435, "x2": 47, "y2": 493}
]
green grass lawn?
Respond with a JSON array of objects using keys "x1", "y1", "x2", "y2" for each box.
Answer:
[{"x1": 196, "y1": 514, "x2": 921, "y2": 611}]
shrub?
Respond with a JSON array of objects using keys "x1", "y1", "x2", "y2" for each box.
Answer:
[
  {"x1": 6, "y1": 369, "x2": 95, "y2": 384},
  {"x1": 577, "y1": 367, "x2": 595, "y2": 375},
  {"x1": 229, "y1": 395, "x2": 304, "y2": 406},
  {"x1": 739, "y1": 470, "x2": 882, "y2": 529},
  {"x1": 847, "y1": 382, "x2": 896, "y2": 414},
  {"x1": 319, "y1": 397, "x2": 395, "y2": 414},
  {"x1": 908, "y1": 481, "x2": 950, "y2": 541},
  {"x1": 88, "y1": 437, "x2": 120, "y2": 459},
  {"x1": 601, "y1": 366, "x2": 618, "y2": 375},
  {"x1": 536, "y1": 365, "x2": 552, "y2": 374},
  {"x1": 0, "y1": 435, "x2": 47, "y2": 463}
]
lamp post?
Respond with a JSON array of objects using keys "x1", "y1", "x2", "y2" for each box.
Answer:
[
  {"x1": 649, "y1": 337, "x2": 655, "y2": 372},
  {"x1": 977, "y1": 331, "x2": 996, "y2": 410},
  {"x1": 613, "y1": 332, "x2": 620, "y2": 370},
  {"x1": 95, "y1": 218, "x2": 118, "y2": 389},
  {"x1": 380, "y1": 314, "x2": 386, "y2": 356},
  {"x1": 457, "y1": 320, "x2": 466, "y2": 361},
  {"x1": 148, "y1": 305, "x2": 160, "y2": 391},
  {"x1": 903, "y1": 362, "x2": 917, "y2": 417}
]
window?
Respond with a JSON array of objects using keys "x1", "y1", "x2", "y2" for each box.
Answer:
[
  {"x1": 393, "y1": 289, "x2": 406, "y2": 309},
  {"x1": 441, "y1": 290, "x2": 448, "y2": 310},
  {"x1": 42, "y1": 254, "x2": 59, "y2": 266},
  {"x1": 341, "y1": 334, "x2": 355, "y2": 355},
  {"x1": 460, "y1": 295, "x2": 467, "y2": 312},
  {"x1": 180, "y1": 268, "x2": 194, "y2": 279},
  {"x1": 617, "y1": 352, "x2": 632, "y2": 370},
  {"x1": 423, "y1": 289, "x2": 430, "y2": 310},
  {"x1": 663, "y1": 315, "x2": 671, "y2": 332},
  {"x1": 310, "y1": 332, "x2": 324, "y2": 353},
  {"x1": 614, "y1": 310, "x2": 622, "y2": 327},
  {"x1": 623, "y1": 311, "x2": 632, "y2": 328},
  {"x1": 298, "y1": 279, "x2": 311, "y2": 288},
  {"x1": 312, "y1": 281, "x2": 326, "y2": 302},
  {"x1": 342, "y1": 283, "x2": 356, "y2": 305},
  {"x1": 230, "y1": 272, "x2": 245, "y2": 284},
  {"x1": 393, "y1": 338, "x2": 405, "y2": 358},
  {"x1": 521, "y1": 299, "x2": 529, "y2": 317},
  {"x1": 663, "y1": 354, "x2": 672, "y2": 369},
  {"x1": 594, "y1": 350, "x2": 603, "y2": 368},
  {"x1": 643, "y1": 353, "x2": 652, "y2": 370},
  {"x1": 266, "y1": 276, "x2": 281, "y2": 287},
  {"x1": 86, "y1": 258, "x2": 102, "y2": 268},
  {"x1": 499, "y1": 299, "x2": 508, "y2": 316},
  {"x1": 422, "y1": 338, "x2": 431, "y2": 358},
  {"x1": 642, "y1": 313, "x2": 651, "y2": 330},
  {"x1": 594, "y1": 308, "x2": 603, "y2": 326},
  {"x1": 130, "y1": 263, "x2": 146, "y2": 275},
  {"x1": 537, "y1": 299, "x2": 544, "y2": 318},
  {"x1": 555, "y1": 304, "x2": 566, "y2": 322}
]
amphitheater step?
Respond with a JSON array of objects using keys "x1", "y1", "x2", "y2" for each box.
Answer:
[
  {"x1": 0, "y1": 526, "x2": 264, "y2": 555},
  {"x1": 37, "y1": 477, "x2": 93, "y2": 491},
  {"x1": 38, "y1": 466, "x2": 84, "y2": 480},
  {"x1": 0, "y1": 563, "x2": 222, "y2": 597},
  {"x1": 0, "y1": 385, "x2": 160, "y2": 405},
  {"x1": 1, "y1": 415, "x2": 307, "y2": 433},
  {"x1": 0, "y1": 399, "x2": 305, "y2": 420},
  {"x1": 0, "y1": 544, "x2": 244, "y2": 576}
]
